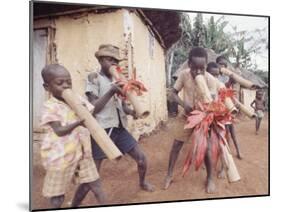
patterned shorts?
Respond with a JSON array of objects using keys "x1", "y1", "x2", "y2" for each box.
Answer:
[{"x1": 42, "y1": 158, "x2": 99, "y2": 197}]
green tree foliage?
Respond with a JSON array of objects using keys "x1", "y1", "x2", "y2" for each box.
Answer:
[
  {"x1": 229, "y1": 27, "x2": 267, "y2": 69},
  {"x1": 204, "y1": 16, "x2": 232, "y2": 56},
  {"x1": 192, "y1": 13, "x2": 205, "y2": 47},
  {"x1": 166, "y1": 13, "x2": 268, "y2": 86},
  {"x1": 167, "y1": 13, "x2": 233, "y2": 85}
]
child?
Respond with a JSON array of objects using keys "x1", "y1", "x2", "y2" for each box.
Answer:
[
  {"x1": 251, "y1": 90, "x2": 266, "y2": 134},
  {"x1": 40, "y1": 64, "x2": 106, "y2": 208},
  {"x1": 207, "y1": 61, "x2": 243, "y2": 160},
  {"x1": 164, "y1": 47, "x2": 222, "y2": 193},
  {"x1": 85, "y1": 44, "x2": 154, "y2": 192}
]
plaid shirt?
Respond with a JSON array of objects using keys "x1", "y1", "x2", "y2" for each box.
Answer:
[{"x1": 40, "y1": 96, "x2": 93, "y2": 171}]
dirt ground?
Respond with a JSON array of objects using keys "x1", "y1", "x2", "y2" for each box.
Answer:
[{"x1": 32, "y1": 114, "x2": 269, "y2": 210}]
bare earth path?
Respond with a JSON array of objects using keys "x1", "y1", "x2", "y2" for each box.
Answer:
[{"x1": 32, "y1": 115, "x2": 268, "y2": 210}]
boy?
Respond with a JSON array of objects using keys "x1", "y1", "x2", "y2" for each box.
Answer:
[
  {"x1": 40, "y1": 64, "x2": 106, "y2": 208},
  {"x1": 164, "y1": 47, "x2": 221, "y2": 193},
  {"x1": 216, "y1": 56, "x2": 231, "y2": 84},
  {"x1": 251, "y1": 90, "x2": 266, "y2": 134},
  {"x1": 85, "y1": 44, "x2": 154, "y2": 192},
  {"x1": 207, "y1": 61, "x2": 243, "y2": 160}
]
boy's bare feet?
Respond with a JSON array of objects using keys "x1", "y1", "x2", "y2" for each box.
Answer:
[
  {"x1": 140, "y1": 182, "x2": 154, "y2": 192},
  {"x1": 217, "y1": 169, "x2": 226, "y2": 179},
  {"x1": 205, "y1": 180, "x2": 216, "y2": 193},
  {"x1": 164, "y1": 175, "x2": 173, "y2": 190},
  {"x1": 237, "y1": 153, "x2": 243, "y2": 160}
]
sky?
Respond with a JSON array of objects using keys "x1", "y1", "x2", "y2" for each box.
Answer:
[{"x1": 186, "y1": 12, "x2": 269, "y2": 71}]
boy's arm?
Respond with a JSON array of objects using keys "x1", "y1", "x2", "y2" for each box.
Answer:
[
  {"x1": 86, "y1": 90, "x2": 115, "y2": 115},
  {"x1": 49, "y1": 120, "x2": 84, "y2": 137},
  {"x1": 225, "y1": 75, "x2": 236, "y2": 88},
  {"x1": 250, "y1": 100, "x2": 256, "y2": 110},
  {"x1": 172, "y1": 70, "x2": 185, "y2": 108},
  {"x1": 170, "y1": 88, "x2": 193, "y2": 114},
  {"x1": 263, "y1": 100, "x2": 266, "y2": 111},
  {"x1": 170, "y1": 88, "x2": 184, "y2": 107},
  {"x1": 86, "y1": 81, "x2": 123, "y2": 115}
]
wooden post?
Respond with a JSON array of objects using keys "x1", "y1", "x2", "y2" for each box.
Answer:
[
  {"x1": 109, "y1": 66, "x2": 150, "y2": 119},
  {"x1": 62, "y1": 89, "x2": 122, "y2": 160}
]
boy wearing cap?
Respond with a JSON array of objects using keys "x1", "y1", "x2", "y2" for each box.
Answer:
[{"x1": 85, "y1": 44, "x2": 154, "y2": 193}]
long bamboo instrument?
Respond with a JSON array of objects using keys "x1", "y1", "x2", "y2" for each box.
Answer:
[
  {"x1": 220, "y1": 67, "x2": 254, "y2": 89},
  {"x1": 62, "y1": 89, "x2": 122, "y2": 160},
  {"x1": 109, "y1": 66, "x2": 150, "y2": 119},
  {"x1": 194, "y1": 75, "x2": 240, "y2": 182}
]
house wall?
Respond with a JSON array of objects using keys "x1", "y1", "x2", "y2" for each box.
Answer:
[
  {"x1": 33, "y1": 9, "x2": 168, "y2": 145},
  {"x1": 54, "y1": 10, "x2": 125, "y2": 95},
  {"x1": 126, "y1": 11, "x2": 168, "y2": 138},
  {"x1": 241, "y1": 88, "x2": 256, "y2": 114}
]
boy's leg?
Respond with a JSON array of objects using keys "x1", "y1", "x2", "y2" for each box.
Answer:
[
  {"x1": 88, "y1": 179, "x2": 107, "y2": 204},
  {"x1": 43, "y1": 165, "x2": 77, "y2": 208},
  {"x1": 94, "y1": 159, "x2": 104, "y2": 172},
  {"x1": 256, "y1": 118, "x2": 262, "y2": 134},
  {"x1": 91, "y1": 136, "x2": 106, "y2": 172},
  {"x1": 50, "y1": 195, "x2": 65, "y2": 208},
  {"x1": 204, "y1": 140, "x2": 215, "y2": 193},
  {"x1": 255, "y1": 117, "x2": 259, "y2": 134},
  {"x1": 72, "y1": 157, "x2": 105, "y2": 207},
  {"x1": 229, "y1": 124, "x2": 242, "y2": 159},
  {"x1": 164, "y1": 139, "x2": 184, "y2": 189},
  {"x1": 71, "y1": 184, "x2": 91, "y2": 207},
  {"x1": 71, "y1": 180, "x2": 106, "y2": 207},
  {"x1": 127, "y1": 145, "x2": 154, "y2": 192}
]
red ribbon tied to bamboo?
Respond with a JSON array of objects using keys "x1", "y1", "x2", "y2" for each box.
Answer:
[
  {"x1": 182, "y1": 87, "x2": 235, "y2": 176},
  {"x1": 218, "y1": 87, "x2": 236, "y2": 101},
  {"x1": 115, "y1": 67, "x2": 148, "y2": 99}
]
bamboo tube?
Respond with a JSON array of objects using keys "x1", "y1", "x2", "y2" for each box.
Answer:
[
  {"x1": 196, "y1": 75, "x2": 240, "y2": 182},
  {"x1": 233, "y1": 98, "x2": 256, "y2": 118},
  {"x1": 217, "y1": 81, "x2": 238, "y2": 114},
  {"x1": 220, "y1": 67, "x2": 254, "y2": 89},
  {"x1": 109, "y1": 66, "x2": 150, "y2": 119},
  {"x1": 194, "y1": 75, "x2": 213, "y2": 103},
  {"x1": 195, "y1": 75, "x2": 238, "y2": 114},
  {"x1": 62, "y1": 89, "x2": 122, "y2": 160},
  {"x1": 224, "y1": 98, "x2": 238, "y2": 114},
  {"x1": 220, "y1": 142, "x2": 241, "y2": 183}
]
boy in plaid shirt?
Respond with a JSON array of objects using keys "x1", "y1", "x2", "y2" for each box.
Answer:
[{"x1": 40, "y1": 64, "x2": 106, "y2": 208}]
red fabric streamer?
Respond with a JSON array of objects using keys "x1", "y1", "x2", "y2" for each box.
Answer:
[
  {"x1": 113, "y1": 66, "x2": 148, "y2": 100},
  {"x1": 116, "y1": 66, "x2": 123, "y2": 73},
  {"x1": 182, "y1": 88, "x2": 235, "y2": 176},
  {"x1": 218, "y1": 87, "x2": 236, "y2": 101}
]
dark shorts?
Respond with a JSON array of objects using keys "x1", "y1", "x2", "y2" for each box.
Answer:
[{"x1": 91, "y1": 127, "x2": 137, "y2": 160}]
